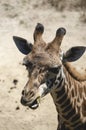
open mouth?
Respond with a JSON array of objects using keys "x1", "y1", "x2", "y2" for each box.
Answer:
[
  {"x1": 20, "y1": 83, "x2": 48, "y2": 110},
  {"x1": 29, "y1": 99, "x2": 39, "y2": 109},
  {"x1": 21, "y1": 97, "x2": 40, "y2": 110}
]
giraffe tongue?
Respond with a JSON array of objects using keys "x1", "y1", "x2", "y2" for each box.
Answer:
[{"x1": 29, "y1": 99, "x2": 39, "y2": 109}]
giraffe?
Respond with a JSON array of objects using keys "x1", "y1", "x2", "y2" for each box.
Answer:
[{"x1": 13, "y1": 23, "x2": 86, "y2": 130}]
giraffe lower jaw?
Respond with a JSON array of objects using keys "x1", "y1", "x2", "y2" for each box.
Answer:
[{"x1": 28, "y1": 99, "x2": 39, "y2": 109}]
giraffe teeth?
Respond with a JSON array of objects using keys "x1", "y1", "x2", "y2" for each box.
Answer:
[{"x1": 31, "y1": 104, "x2": 38, "y2": 109}]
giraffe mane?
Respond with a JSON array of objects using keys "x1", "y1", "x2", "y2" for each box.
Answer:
[{"x1": 63, "y1": 62, "x2": 86, "y2": 81}]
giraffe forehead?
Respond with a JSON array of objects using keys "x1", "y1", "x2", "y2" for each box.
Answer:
[{"x1": 26, "y1": 50, "x2": 61, "y2": 67}]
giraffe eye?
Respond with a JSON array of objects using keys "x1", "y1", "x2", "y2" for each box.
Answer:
[
  {"x1": 23, "y1": 60, "x2": 33, "y2": 69},
  {"x1": 27, "y1": 62, "x2": 33, "y2": 68},
  {"x1": 48, "y1": 66, "x2": 61, "y2": 74},
  {"x1": 48, "y1": 67, "x2": 59, "y2": 73}
]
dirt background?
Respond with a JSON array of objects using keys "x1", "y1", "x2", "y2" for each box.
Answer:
[{"x1": 0, "y1": 0, "x2": 86, "y2": 130}]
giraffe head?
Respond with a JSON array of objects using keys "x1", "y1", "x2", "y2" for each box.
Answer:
[{"x1": 13, "y1": 23, "x2": 86, "y2": 109}]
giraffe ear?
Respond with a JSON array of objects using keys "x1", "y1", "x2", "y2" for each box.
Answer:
[
  {"x1": 13, "y1": 36, "x2": 33, "y2": 55},
  {"x1": 63, "y1": 46, "x2": 86, "y2": 62}
]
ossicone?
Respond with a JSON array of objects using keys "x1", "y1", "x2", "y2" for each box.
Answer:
[{"x1": 33, "y1": 23, "x2": 44, "y2": 43}]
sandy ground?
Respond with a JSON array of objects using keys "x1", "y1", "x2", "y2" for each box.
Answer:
[{"x1": 0, "y1": 1, "x2": 86, "y2": 130}]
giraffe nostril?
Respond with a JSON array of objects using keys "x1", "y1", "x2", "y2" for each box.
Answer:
[
  {"x1": 22, "y1": 90, "x2": 24, "y2": 95},
  {"x1": 29, "y1": 91, "x2": 35, "y2": 97}
]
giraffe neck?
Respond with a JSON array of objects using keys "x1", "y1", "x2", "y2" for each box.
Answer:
[{"x1": 49, "y1": 66, "x2": 85, "y2": 130}]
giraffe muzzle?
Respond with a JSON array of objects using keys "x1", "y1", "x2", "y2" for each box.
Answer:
[
  {"x1": 20, "y1": 84, "x2": 48, "y2": 109},
  {"x1": 20, "y1": 96, "x2": 39, "y2": 109}
]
